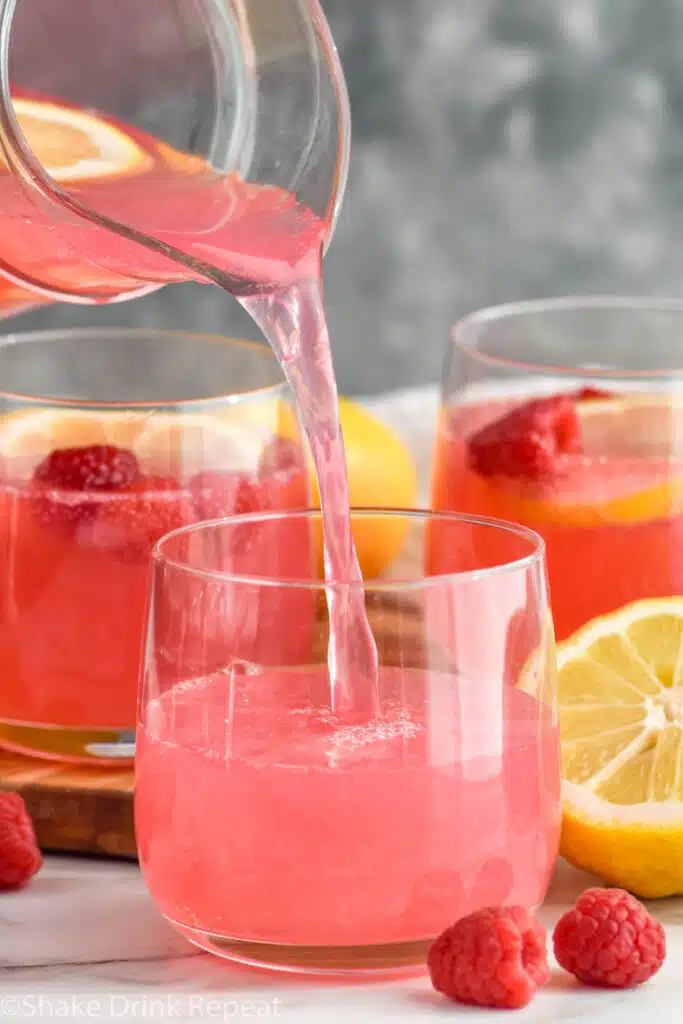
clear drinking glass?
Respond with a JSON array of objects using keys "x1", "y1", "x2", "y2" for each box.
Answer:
[
  {"x1": 136, "y1": 508, "x2": 561, "y2": 974},
  {"x1": 431, "y1": 297, "x2": 683, "y2": 642},
  {"x1": 0, "y1": 327, "x2": 307, "y2": 763},
  {"x1": 0, "y1": 0, "x2": 349, "y2": 312}
]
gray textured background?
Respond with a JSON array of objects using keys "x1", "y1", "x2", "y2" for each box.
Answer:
[{"x1": 10, "y1": 0, "x2": 683, "y2": 394}]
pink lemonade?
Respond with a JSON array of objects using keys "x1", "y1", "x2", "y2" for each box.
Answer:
[
  {"x1": 0, "y1": 92, "x2": 376, "y2": 714},
  {"x1": 0, "y1": 95, "x2": 325, "y2": 303},
  {"x1": 135, "y1": 666, "x2": 560, "y2": 954},
  {"x1": 431, "y1": 393, "x2": 683, "y2": 641},
  {"x1": 0, "y1": 94, "x2": 562, "y2": 962},
  {"x1": 0, "y1": 446, "x2": 308, "y2": 750}
]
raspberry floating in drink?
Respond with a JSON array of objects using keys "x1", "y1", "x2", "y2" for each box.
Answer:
[
  {"x1": 0, "y1": 399, "x2": 308, "y2": 763},
  {"x1": 432, "y1": 388, "x2": 683, "y2": 641}
]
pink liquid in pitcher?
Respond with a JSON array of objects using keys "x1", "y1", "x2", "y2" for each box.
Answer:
[
  {"x1": 135, "y1": 666, "x2": 560, "y2": 949},
  {"x1": 0, "y1": 95, "x2": 377, "y2": 713}
]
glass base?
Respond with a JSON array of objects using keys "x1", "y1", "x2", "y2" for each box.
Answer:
[
  {"x1": 0, "y1": 720, "x2": 135, "y2": 764},
  {"x1": 169, "y1": 917, "x2": 430, "y2": 975}
]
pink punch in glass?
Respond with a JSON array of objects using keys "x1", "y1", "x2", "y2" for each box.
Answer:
[
  {"x1": 0, "y1": 328, "x2": 307, "y2": 763},
  {"x1": 135, "y1": 508, "x2": 561, "y2": 974}
]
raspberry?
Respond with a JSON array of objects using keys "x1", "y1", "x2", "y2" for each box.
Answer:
[
  {"x1": 553, "y1": 887, "x2": 666, "y2": 988},
  {"x1": 34, "y1": 445, "x2": 141, "y2": 491},
  {"x1": 468, "y1": 395, "x2": 582, "y2": 482},
  {"x1": 189, "y1": 470, "x2": 259, "y2": 520},
  {"x1": 127, "y1": 475, "x2": 180, "y2": 495},
  {"x1": 428, "y1": 906, "x2": 549, "y2": 1010},
  {"x1": 0, "y1": 792, "x2": 42, "y2": 890},
  {"x1": 30, "y1": 445, "x2": 142, "y2": 535},
  {"x1": 575, "y1": 386, "x2": 615, "y2": 401},
  {"x1": 89, "y1": 475, "x2": 192, "y2": 563},
  {"x1": 257, "y1": 437, "x2": 303, "y2": 478}
]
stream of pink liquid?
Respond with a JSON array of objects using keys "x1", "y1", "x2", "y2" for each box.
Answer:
[{"x1": 0, "y1": 103, "x2": 378, "y2": 711}]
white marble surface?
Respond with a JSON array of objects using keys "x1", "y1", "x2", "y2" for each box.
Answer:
[{"x1": 0, "y1": 858, "x2": 680, "y2": 1022}]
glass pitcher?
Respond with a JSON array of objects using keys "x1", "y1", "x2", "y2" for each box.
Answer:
[{"x1": 0, "y1": 0, "x2": 350, "y2": 316}]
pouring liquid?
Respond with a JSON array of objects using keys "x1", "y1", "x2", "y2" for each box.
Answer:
[{"x1": 0, "y1": 100, "x2": 379, "y2": 713}]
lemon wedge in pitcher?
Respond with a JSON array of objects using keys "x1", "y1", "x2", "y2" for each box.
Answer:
[{"x1": 10, "y1": 97, "x2": 155, "y2": 183}]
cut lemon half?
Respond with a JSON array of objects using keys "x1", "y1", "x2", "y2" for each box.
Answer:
[
  {"x1": 10, "y1": 97, "x2": 155, "y2": 183},
  {"x1": 558, "y1": 598, "x2": 683, "y2": 897}
]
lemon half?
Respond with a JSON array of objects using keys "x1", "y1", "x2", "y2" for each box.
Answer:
[{"x1": 558, "y1": 598, "x2": 683, "y2": 897}]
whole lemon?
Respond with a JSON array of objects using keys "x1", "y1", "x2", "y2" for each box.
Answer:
[
  {"x1": 223, "y1": 395, "x2": 418, "y2": 578},
  {"x1": 308, "y1": 398, "x2": 418, "y2": 578}
]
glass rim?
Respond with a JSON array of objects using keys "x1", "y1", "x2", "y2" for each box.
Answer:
[
  {"x1": 0, "y1": 326, "x2": 286, "y2": 409},
  {"x1": 451, "y1": 295, "x2": 683, "y2": 379},
  {"x1": 152, "y1": 506, "x2": 545, "y2": 590}
]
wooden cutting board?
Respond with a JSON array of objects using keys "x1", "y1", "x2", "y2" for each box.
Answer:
[{"x1": 0, "y1": 752, "x2": 136, "y2": 859}]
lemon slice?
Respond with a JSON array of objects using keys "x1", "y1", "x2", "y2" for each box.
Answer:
[
  {"x1": 132, "y1": 408, "x2": 283, "y2": 478},
  {"x1": 558, "y1": 598, "x2": 683, "y2": 897},
  {"x1": 9, "y1": 97, "x2": 156, "y2": 183},
  {"x1": 132, "y1": 414, "x2": 262, "y2": 477},
  {"x1": 0, "y1": 399, "x2": 296, "y2": 478},
  {"x1": 578, "y1": 393, "x2": 683, "y2": 457},
  {"x1": 473, "y1": 393, "x2": 683, "y2": 527},
  {"x1": 0, "y1": 408, "x2": 147, "y2": 467}
]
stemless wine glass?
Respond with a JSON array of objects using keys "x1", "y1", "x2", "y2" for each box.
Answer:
[
  {"x1": 432, "y1": 297, "x2": 683, "y2": 643},
  {"x1": 0, "y1": 0, "x2": 350, "y2": 312},
  {"x1": 0, "y1": 327, "x2": 307, "y2": 763},
  {"x1": 136, "y1": 508, "x2": 561, "y2": 974}
]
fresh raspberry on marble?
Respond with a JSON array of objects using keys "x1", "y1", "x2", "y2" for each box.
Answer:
[
  {"x1": 0, "y1": 792, "x2": 42, "y2": 890},
  {"x1": 468, "y1": 395, "x2": 582, "y2": 482},
  {"x1": 553, "y1": 887, "x2": 665, "y2": 989},
  {"x1": 427, "y1": 905, "x2": 549, "y2": 1010}
]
